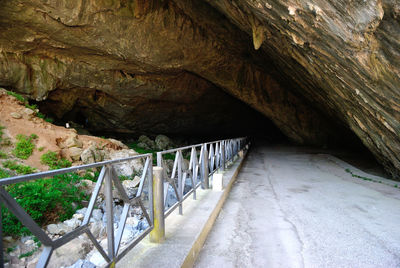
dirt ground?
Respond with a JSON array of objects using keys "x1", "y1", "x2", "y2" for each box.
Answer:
[{"x1": 0, "y1": 89, "x2": 123, "y2": 172}]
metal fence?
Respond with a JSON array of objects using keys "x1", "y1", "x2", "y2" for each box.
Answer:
[
  {"x1": 0, "y1": 154, "x2": 153, "y2": 268},
  {"x1": 0, "y1": 137, "x2": 247, "y2": 267},
  {"x1": 156, "y1": 138, "x2": 246, "y2": 218}
]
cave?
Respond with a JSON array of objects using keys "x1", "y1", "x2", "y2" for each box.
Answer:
[{"x1": 0, "y1": 0, "x2": 398, "y2": 179}]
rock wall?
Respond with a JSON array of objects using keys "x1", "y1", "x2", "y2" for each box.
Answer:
[
  {"x1": 204, "y1": 0, "x2": 400, "y2": 179},
  {"x1": 0, "y1": 0, "x2": 398, "y2": 179}
]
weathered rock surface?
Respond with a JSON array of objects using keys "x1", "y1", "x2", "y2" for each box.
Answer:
[
  {"x1": 0, "y1": 0, "x2": 399, "y2": 179},
  {"x1": 203, "y1": 0, "x2": 400, "y2": 178}
]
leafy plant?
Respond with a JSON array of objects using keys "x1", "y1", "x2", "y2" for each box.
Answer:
[
  {"x1": 0, "y1": 125, "x2": 4, "y2": 143},
  {"x1": 25, "y1": 103, "x2": 38, "y2": 110},
  {"x1": 0, "y1": 150, "x2": 7, "y2": 159},
  {"x1": 38, "y1": 146, "x2": 44, "y2": 152},
  {"x1": 128, "y1": 142, "x2": 175, "y2": 164},
  {"x1": 6, "y1": 91, "x2": 25, "y2": 102},
  {"x1": 40, "y1": 151, "x2": 71, "y2": 169},
  {"x1": 2, "y1": 171, "x2": 88, "y2": 236},
  {"x1": 45, "y1": 117, "x2": 54, "y2": 123},
  {"x1": 0, "y1": 168, "x2": 11, "y2": 178},
  {"x1": 13, "y1": 134, "x2": 37, "y2": 159},
  {"x1": 2, "y1": 160, "x2": 36, "y2": 175}
]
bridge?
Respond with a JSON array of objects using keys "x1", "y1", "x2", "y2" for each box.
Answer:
[{"x1": 1, "y1": 138, "x2": 400, "y2": 267}]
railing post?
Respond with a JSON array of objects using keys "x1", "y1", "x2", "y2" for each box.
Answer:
[
  {"x1": 104, "y1": 166, "x2": 115, "y2": 261},
  {"x1": 221, "y1": 141, "x2": 225, "y2": 171},
  {"x1": 150, "y1": 166, "x2": 165, "y2": 243},
  {"x1": 177, "y1": 150, "x2": 183, "y2": 215},
  {"x1": 0, "y1": 204, "x2": 3, "y2": 268},
  {"x1": 202, "y1": 143, "x2": 209, "y2": 189}
]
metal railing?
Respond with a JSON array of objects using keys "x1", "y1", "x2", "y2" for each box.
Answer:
[
  {"x1": 156, "y1": 138, "x2": 246, "y2": 218},
  {"x1": 0, "y1": 154, "x2": 154, "y2": 268},
  {"x1": 0, "y1": 137, "x2": 248, "y2": 267}
]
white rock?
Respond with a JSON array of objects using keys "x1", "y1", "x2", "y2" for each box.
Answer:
[
  {"x1": 107, "y1": 138, "x2": 128, "y2": 149},
  {"x1": 89, "y1": 251, "x2": 107, "y2": 267},
  {"x1": 10, "y1": 112, "x2": 22, "y2": 119},
  {"x1": 64, "y1": 218, "x2": 81, "y2": 229},
  {"x1": 69, "y1": 147, "x2": 83, "y2": 161},
  {"x1": 48, "y1": 238, "x2": 91, "y2": 268},
  {"x1": 24, "y1": 239, "x2": 34, "y2": 246},
  {"x1": 23, "y1": 108, "x2": 35, "y2": 116},
  {"x1": 91, "y1": 209, "x2": 103, "y2": 222},
  {"x1": 66, "y1": 259, "x2": 96, "y2": 268},
  {"x1": 155, "y1": 135, "x2": 172, "y2": 150},
  {"x1": 120, "y1": 227, "x2": 137, "y2": 245},
  {"x1": 47, "y1": 223, "x2": 73, "y2": 235},
  {"x1": 89, "y1": 221, "x2": 105, "y2": 239},
  {"x1": 65, "y1": 135, "x2": 83, "y2": 148},
  {"x1": 109, "y1": 149, "x2": 144, "y2": 176},
  {"x1": 73, "y1": 213, "x2": 85, "y2": 221},
  {"x1": 76, "y1": 207, "x2": 87, "y2": 215},
  {"x1": 27, "y1": 256, "x2": 39, "y2": 268},
  {"x1": 125, "y1": 217, "x2": 139, "y2": 228}
]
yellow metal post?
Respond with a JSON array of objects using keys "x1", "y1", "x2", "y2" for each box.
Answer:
[{"x1": 150, "y1": 166, "x2": 165, "y2": 243}]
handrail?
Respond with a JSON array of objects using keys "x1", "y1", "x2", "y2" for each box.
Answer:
[
  {"x1": 156, "y1": 137, "x2": 246, "y2": 218},
  {"x1": 0, "y1": 154, "x2": 154, "y2": 268},
  {"x1": 0, "y1": 137, "x2": 248, "y2": 268}
]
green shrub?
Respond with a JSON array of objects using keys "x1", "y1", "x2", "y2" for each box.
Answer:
[
  {"x1": 40, "y1": 151, "x2": 71, "y2": 169},
  {"x1": 128, "y1": 142, "x2": 175, "y2": 164},
  {"x1": 12, "y1": 134, "x2": 37, "y2": 159},
  {"x1": 6, "y1": 91, "x2": 25, "y2": 102},
  {"x1": 2, "y1": 160, "x2": 36, "y2": 175},
  {"x1": 0, "y1": 168, "x2": 11, "y2": 179},
  {"x1": 38, "y1": 146, "x2": 44, "y2": 152},
  {"x1": 0, "y1": 125, "x2": 4, "y2": 143},
  {"x1": 45, "y1": 117, "x2": 54, "y2": 123},
  {"x1": 2, "y1": 172, "x2": 87, "y2": 236},
  {"x1": 0, "y1": 150, "x2": 7, "y2": 159},
  {"x1": 25, "y1": 103, "x2": 38, "y2": 110}
]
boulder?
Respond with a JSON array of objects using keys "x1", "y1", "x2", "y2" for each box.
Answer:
[
  {"x1": 23, "y1": 108, "x2": 34, "y2": 116},
  {"x1": 68, "y1": 147, "x2": 83, "y2": 161},
  {"x1": 47, "y1": 223, "x2": 73, "y2": 235},
  {"x1": 47, "y1": 237, "x2": 92, "y2": 268},
  {"x1": 64, "y1": 218, "x2": 81, "y2": 229},
  {"x1": 155, "y1": 135, "x2": 172, "y2": 151},
  {"x1": 80, "y1": 142, "x2": 105, "y2": 164},
  {"x1": 10, "y1": 112, "x2": 22, "y2": 119},
  {"x1": 138, "y1": 135, "x2": 156, "y2": 150},
  {"x1": 66, "y1": 259, "x2": 96, "y2": 268},
  {"x1": 107, "y1": 138, "x2": 128, "y2": 149},
  {"x1": 109, "y1": 149, "x2": 144, "y2": 177},
  {"x1": 65, "y1": 135, "x2": 83, "y2": 148}
]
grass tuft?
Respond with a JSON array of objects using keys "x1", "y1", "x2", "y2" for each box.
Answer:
[
  {"x1": 6, "y1": 91, "x2": 25, "y2": 102},
  {"x1": 2, "y1": 160, "x2": 36, "y2": 175},
  {"x1": 12, "y1": 134, "x2": 37, "y2": 159},
  {"x1": 40, "y1": 151, "x2": 71, "y2": 169}
]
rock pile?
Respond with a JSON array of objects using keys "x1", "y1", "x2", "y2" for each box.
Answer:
[{"x1": 6, "y1": 181, "x2": 150, "y2": 268}]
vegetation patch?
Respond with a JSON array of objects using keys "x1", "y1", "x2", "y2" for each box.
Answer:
[
  {"x1": 40, "y1": 151, "x2": 71, "y2": 169},
  {"x1": 6, "y1": 90, "x2": 25, "y2": 102},
  {"x1": 0, "y1": 125, "x2": 4, "y2": 143},
  {"x1": 344, "y1": 169, "x2": 400, "y2": 190},
  {"x1": 128, "y1": 142, "x2": 175, "y2": 164},
  {"x1": 2, "y1": 170, "x2": 89, "y2": 236},
  {"x1": 0, "y1": 168, "x2": 11, "y2": 178},
  {"x1": 12, "y1": 134, "x2": 38, "y2": 159},
  {"x1": 0, "y1": 150, "x2": 7, "y2": 159},
  {"x1": 2, "y1": 160, "x2": 36, "y2": 175}
]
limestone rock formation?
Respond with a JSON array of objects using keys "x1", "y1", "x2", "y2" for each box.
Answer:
[
  {"x1": 0, "y1": 0, "x2": 399, "y2": 179},
  {"x1": 204, "y1": 0, "x2": 400, "y2": 178}
]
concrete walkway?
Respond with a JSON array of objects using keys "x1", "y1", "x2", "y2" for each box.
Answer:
[{"x1": 194, "y1": 144, "x2": 400, "y2": 268}]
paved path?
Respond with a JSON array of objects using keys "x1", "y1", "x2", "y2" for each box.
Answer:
[{"x1": 194, "y1": 144, "x2": 400, "y2": 268}]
